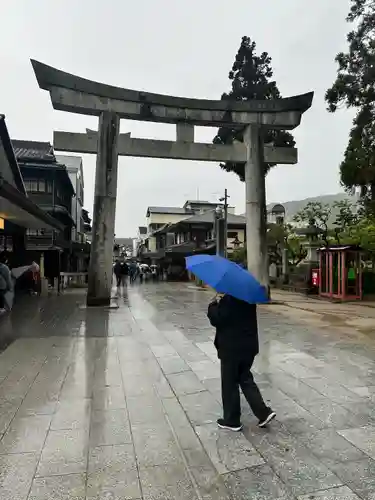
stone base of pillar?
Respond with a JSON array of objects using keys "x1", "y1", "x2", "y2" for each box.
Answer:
[{"x1": 86, "y1": 296, "x2": 111, "y2": 307}]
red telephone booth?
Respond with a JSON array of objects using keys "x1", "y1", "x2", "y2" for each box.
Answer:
[{"x1": 319, "y1": 245, "x2": 363, "y2": 301}]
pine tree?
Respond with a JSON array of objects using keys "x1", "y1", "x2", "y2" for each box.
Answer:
[
  {"x1": 213, "y1": 36, "x2": 295, "y2": 181},
  {"x1": 326, "y1": 0, "x2": 375, "y2": 212}
]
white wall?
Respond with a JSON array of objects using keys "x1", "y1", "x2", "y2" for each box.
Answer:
[{"x1": 56, "y1": 154, "x2": 84, "y2": 242}]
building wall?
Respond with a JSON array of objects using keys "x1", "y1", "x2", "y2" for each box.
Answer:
[
  {"x1": 147, "y1": 213, "x2": 189, "y2": 229},
  {"x1": 227, "y1": 228, "x2": 245, "y2": 250},
  {"x1": 57, "y1": 155, "x2": 84, "y2": 242},
  {"x1": 148, "y1": 236, "x2": 157, "y2": 252}
]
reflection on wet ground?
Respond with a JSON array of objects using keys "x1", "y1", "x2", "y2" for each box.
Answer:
[{"x1": 1, "y1": 282, "x2": 375, "y2": 499}]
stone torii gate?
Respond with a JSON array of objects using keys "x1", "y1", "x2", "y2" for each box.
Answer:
[{"x1": 31, "y1": 59, "x2": 313, "y2": 306}]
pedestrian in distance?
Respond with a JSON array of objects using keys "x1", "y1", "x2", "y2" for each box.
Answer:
[
  {"x1": 0, "y1": 253, "x2": 14, "y2": 314},
  {"x1": 207, "y1": 293, "x2": 276, "y2": 431},
  {"x1": 128, "y1": 261, "x2": 137, "y2": 283},
  {"x1": 113, "y1": 260, "x2": 122, "y2": 288},
  {"x1": 119, "y1": 260, "x2": 128, "y2": 287}
]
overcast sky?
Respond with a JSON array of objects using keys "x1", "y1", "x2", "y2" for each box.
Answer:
[{"x1": 1, "y1": 0, "x2": 354, "y2": 237}]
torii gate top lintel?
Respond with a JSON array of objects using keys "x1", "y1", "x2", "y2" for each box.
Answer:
[{"x1": 31, "y1": 59, "x2": 313, "y2": 129}]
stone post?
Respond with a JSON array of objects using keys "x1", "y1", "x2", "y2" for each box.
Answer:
[
  {"x1": 243, "y1": 125, "x2": 269, "y2": 290},
  {"x1": 282, "y1": 247, "x2": 289, "y2": 283},
  {"x1": 87, "y1": 112, "x2": 120, "y2": 306}
]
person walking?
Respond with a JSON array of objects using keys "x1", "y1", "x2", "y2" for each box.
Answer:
[
  {"x1": 113, "y1": 260, "x2": 122, "y2": 288},
  {"x1": 128, "y1": 261, "x2": 137, "y2": 283},
  {"x1": 0, "y1": 254, "x2": 14, "y2": 314},
  {"x1": 207, "y1": 293, "x2": 276, "y2": 431},
  {"x1": 119, "y1": 260, "x2": 128, "y2": 287}
]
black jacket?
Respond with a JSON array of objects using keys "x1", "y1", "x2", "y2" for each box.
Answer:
[{"x1": 207, "y1": 295, "x2": 259, "y2": 361}]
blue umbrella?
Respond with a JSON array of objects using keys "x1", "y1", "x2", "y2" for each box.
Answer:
[{"x1": 186, "y1": 254, "x2": 268, "y2": 304}]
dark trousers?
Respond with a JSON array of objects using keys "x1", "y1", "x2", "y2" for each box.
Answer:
[{"x1": 220, "y1": 357, "x2": 270, "y2": 425}]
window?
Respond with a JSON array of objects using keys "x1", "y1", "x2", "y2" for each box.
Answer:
[
  {"x1": 38, "y1": 179, "x2": 46, "y2": 192},
  {"x1": 227, "y1": 232, "x2": 238, "y2": 239},
  {"x1": 24, "y1": 179, "x2": 49, "y2": 193},
  {"x1": 26, "y1": 229, "x2": 52, "y2": 237}
]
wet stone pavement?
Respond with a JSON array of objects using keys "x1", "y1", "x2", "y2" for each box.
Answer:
[{"x1": 1, "y1": 283, "x2": 375, "y2": 499}]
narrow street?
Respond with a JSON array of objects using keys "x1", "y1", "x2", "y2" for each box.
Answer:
[{"x1": 1, "y1": 282, "x2": 375, "y2": 499}]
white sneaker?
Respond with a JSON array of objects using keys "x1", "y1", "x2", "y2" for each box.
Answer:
[{"x1": 258, "y1": 411, "x2": 276, "y2": 428}]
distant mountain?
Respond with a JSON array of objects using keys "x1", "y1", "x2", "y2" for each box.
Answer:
[
  {"x1": 268, "y1": 193, "x2": 357, "y2": 224},
  {"x1": 241, "y1": 193, "x2": 359, "y2": 226}
]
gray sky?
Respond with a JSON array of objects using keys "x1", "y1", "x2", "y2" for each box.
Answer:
[{"x1": 1, "y1": 0, "x2": 354, "y2": 237}]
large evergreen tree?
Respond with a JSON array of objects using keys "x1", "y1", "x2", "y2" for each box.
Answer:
[
  {"x1": 326, "y1": 0, "x2": 375, "y2": 211},
  {"x1": 213, "y1": 36, "x2": 295, "y2": 181}
]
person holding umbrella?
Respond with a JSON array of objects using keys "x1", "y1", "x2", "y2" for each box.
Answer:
[{"x1": 186, "y1": 255, "x2": 276, "y2": 431}]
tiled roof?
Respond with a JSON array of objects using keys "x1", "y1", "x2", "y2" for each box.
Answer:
[
  {"x1": 147, "y1": 206, "x2": 192, "y2": 215},
  {"x1": 183, "y1": 200, "x2": 211, "y2": 206},
  {"x1": 182, "y1": 210, "x2": 246, "y2": 225},
  {"x1": 115, "y1": 238, "x2": 133, "y2": 248},
  {"x1": 0, "y1": 116, "x2": 26, "y2": 193},
  {"x1": 12, "y1": 140, "x2": 56, "y2": 162}
]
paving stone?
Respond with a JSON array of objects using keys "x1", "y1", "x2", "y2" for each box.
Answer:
[
  {"x1": 28, "y1": 473, "x2": 86, "y2": 500},
  {"x1": 132, "y1": 422, "x2": 182, "y2": 467},
  {"x1": 0, "y1": 452, "x2": 39, "y2": 500},
  {"x1": 157, "y1": 355, "x2": 190, "y2": 375},
  {"x1": 341, "y1": 402, "x2": 375, "y2": 427},
  {"x1": 122, "y1": 373, "x2": 157, "y2": 397},
  {"x1": 300, "y1": 398, "x2": 357, "y2": 428},
  {"x1": 92, "y1": 385, "x2": 127, "y2": 410},
  {"x1": 297, "y1": 485, "x2": 361, "y2": 500},
  {"x1": 126, "y1": 395, "x2": 166, "y2": 425},
  {"x1": 329, "y1": 458, "x2": 375, "y2": 499},
  {"x1": 88, "y1": 443, "x2": 137, "y2": 474},
  {"x1": 301, "y1": 428, "x2": 368, "y2": 466},
  {"x1": 190, "y1": 464, "x2": 230, "y2": 500},
  {"x1": 150, "y1": 344, "x2": 178, "y2": 357},
  {"x1": 196, "y1": 423, "x2": 264, "y2": 474},
  {"x1": 350, "y1": 386, "x2": 375, "y2": 398},
  {"x1": 17, "y1": 391, "x2": 58, "y2": 417},
  {"x1": 152, "y1": 370, "x2": 176, "y2": 399},
  {"x1": 188, "y1": 360, "x2": 219, "y2": 381},
  {"x1": 51, "y1": 398, "x2": 91, "y2": 430},
  {"x1": 0, "y1": 414, "x2": 51, "y2": 454},
  {"x1": 222, "y1": 464, "x2": 293, "y2": 500},
  {"x1": 86, "y1": 469, "x2": 141, "y2": 500},
  {"x1": 139, "y1": 464, "x2": 198, "y2": 500},
  {"x1": 282, "y1": 416, "x2": 325, "y2": 436},
  {"x1": 304, "y1": 378, "x2": 364, "y2": 405},
  {"x1": 90, "y1": 409, "x2": 132, "y2": 446},
  {"x1": 37, "y1": 428, "x2": 89, "y2": 476},
  {"x1": 338, "y1": 426, "x2": 375, "y2": 460},
  {"x1": 167, "y1": 371, "x2": 205, "y2": 396},
  {"x1": 246, "y1": 423, "x2": 343, "y2": 495},
  {"x1": 0, "y1": 400, "x2": 20, "y2": 435},
  {"x1": 179, "y1": 391, "x2": 221, "y2": 426}
]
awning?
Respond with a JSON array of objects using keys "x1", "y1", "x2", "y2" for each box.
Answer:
[{"x1": 0, "y1": 176, "x2": 64, "y2": 231}]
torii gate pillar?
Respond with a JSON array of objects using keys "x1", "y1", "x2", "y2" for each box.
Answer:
[
  {"x1": 244, "y1": 125, "x2": 268, "y2": 290},
  {"x1": 87, "y1": 112, "x2": 119, "y2": 306}
]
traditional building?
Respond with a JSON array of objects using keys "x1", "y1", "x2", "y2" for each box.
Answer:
[
  {"x1": 139, "y1": 200, "x2": 245, "y2": 277},
  {"x1": 0, "y1": 116, "x2": 63, "y2": 267},
  {"x1": 56, "y1": 154, "x2": 90, "y2": 271},
  {"x1": 12, "y1": 140, "x2": 75, "y2": 280}
]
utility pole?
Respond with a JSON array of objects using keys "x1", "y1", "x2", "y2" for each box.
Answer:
[{"x1": 219, "y1": 189, "x2": 230, "y2": 258}]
